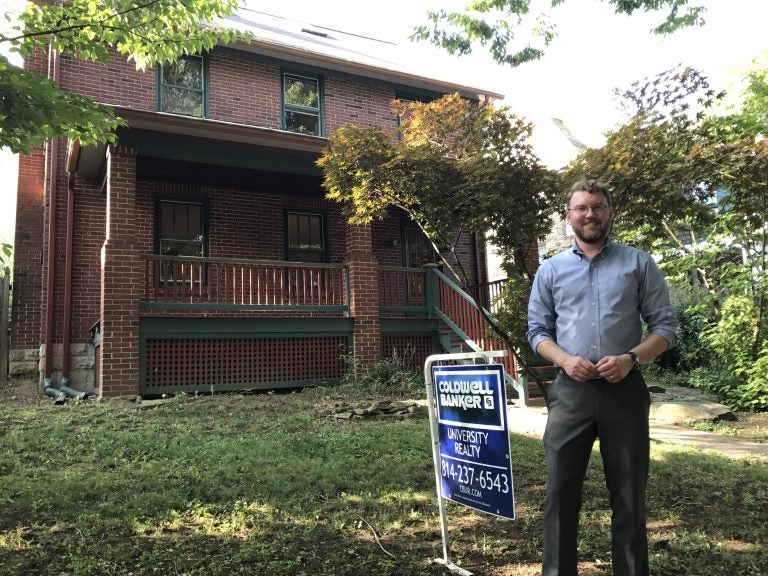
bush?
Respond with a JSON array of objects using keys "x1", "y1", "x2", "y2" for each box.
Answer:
[{"x1": 341, "y1": 353, "x2": 424, "y2": 398}]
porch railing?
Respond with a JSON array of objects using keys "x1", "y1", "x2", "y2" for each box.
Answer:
[
  {"x1": 468, "y1": 278, "x2": 509, "y2": 315},
  {"x1": 142, "y1": 255, "x2": 349, "y2": 310},
  {"x1": 379, "y1": 266, "x2": 426, "y2": 313}
]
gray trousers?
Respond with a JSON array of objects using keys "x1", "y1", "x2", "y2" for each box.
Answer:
[{"x1": 541, "y1": 370, "x2": 650, "y2": 576}]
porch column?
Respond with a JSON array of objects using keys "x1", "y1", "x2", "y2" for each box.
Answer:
[
  {"x1": 345, "y1": 222, "x2": 381, "y2": 373},
  {"x1": 99, "y1": 145, "x2": 141, "y2": 398}
]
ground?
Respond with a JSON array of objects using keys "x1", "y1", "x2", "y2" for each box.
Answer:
[{"x1": 2, "y1": 376, "x2": 767, "y2": 442}]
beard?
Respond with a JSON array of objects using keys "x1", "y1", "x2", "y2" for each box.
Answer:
[{"x1": 572, "y1": 220, "x2": 610, "y2": 244}]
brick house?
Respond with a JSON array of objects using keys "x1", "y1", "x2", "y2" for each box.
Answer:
[{"x1": 12, "y1": 8, "x2": 524, "y2": 399}]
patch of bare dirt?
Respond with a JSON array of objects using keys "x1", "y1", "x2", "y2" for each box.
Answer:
[{"x1": 0, "y1": 377, "x2": 44, "y2": 406}]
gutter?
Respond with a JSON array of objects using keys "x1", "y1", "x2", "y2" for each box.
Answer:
[{"x1": 41, "y1": 44, "x2": 86, "y2": 401}]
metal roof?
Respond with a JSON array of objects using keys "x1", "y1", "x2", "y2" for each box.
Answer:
[{"x1": 214, "y1": 7, "x2": 504, "y2": 102}]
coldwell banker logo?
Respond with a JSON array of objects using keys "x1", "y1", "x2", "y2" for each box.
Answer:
[{"x1": 434, "y1": 369, "x2": 504, "y2": 430}]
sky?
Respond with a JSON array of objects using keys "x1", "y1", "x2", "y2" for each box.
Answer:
[{"x1": 1, "y1": 0, "x2": 768, "y2": 244}]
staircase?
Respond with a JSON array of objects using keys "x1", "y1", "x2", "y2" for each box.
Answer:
[{"x1": 431, "y1": 269, "x2": 548, "y2": 407}]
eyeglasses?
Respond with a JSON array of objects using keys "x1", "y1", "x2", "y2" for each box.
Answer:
[{"x1": 567, "y1": 204, "x2": 610, "y2": 216}]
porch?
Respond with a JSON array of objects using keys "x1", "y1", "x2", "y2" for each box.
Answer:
[{"x1": 125, "y1": 256, "x2": 526, "y2": 398}]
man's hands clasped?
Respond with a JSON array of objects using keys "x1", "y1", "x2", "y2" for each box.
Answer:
[{"x1": 562, "y1": 354, "x2": 633, "y2": 383}]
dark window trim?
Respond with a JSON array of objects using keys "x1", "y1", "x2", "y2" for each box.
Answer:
[
  {"x1": 400, "y1": 220, "x2": 438, "y2": 268},
  {"x1": 155, "y1": 197, "x2": 209, "y2": 258},
  {"x1": 284, "y1": 209, "x2": 328, "y2": 263},
  {"x1": 281, "y1": 69, "x2": 323, "y2": 136},
  {"x1": 157, "y1": 53, "x2": 209, "y2": 118}
]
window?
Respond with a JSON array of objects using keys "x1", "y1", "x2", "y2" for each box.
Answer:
[
  {"x1": 159, "y1": 201, "x2": 205, "y2": 257},
  {"x1": 404, "y1": 227, "x2": 436, "y2": 268},
  {"x1": 283, "y1": 73, "x2": 321, "y2": 135},
  {"x1": 159, "y1": 55, "x2": 205, "y2": 117},
  {"x1": 287, "y1": 211, "x2": 325, "y2": 262}
]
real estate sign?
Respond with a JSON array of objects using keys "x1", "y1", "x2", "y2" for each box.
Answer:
[{"x1": 432, "y1": 364, "x2": 515, "y2": 520}]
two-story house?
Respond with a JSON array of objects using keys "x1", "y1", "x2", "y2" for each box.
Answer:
[{"x1": 11, "y1": 8, "x2": 523, "y2": 399}]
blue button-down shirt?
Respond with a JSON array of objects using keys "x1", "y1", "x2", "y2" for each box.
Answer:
[{"x1": 527, "y1": 239, "x2": 677, "y2": 363}]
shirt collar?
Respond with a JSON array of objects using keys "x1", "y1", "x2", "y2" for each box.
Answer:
[{"x1": 571, "y1": 237, "x2": 613, "y2": 259}]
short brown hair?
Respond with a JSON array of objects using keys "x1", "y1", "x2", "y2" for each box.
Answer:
[{"x1": 565, "y1": 179, "x2": 612, "y2": 208}]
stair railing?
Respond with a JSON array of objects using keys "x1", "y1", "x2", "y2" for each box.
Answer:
[{"x1": 428, "y1": 267, "x2": 540, "y2": 406}]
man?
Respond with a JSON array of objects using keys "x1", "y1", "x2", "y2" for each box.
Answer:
[{"x1": 527, "y1": 180, "x2": 678, "y2": 576}]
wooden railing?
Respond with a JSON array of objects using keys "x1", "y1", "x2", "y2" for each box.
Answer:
[
  {"x1": 142, "y1": 255, "x2": 349, "y2": 309},
  {"x1": 468, "y1": 278, "x2": 509, "y2": 315},
  {"x1": 434, "y1": 270, "x2": 519, "y2": 381},
  {"x1": 379, "y1": 266, "x2": 426, "y2": 310}
]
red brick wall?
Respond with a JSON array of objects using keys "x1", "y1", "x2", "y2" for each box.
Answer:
[
  {"x1": 100, "y1": 146, "x2": 142, "y2": 397},
  {"x1": 345, "y1": 223, "x2": 380, "y2": 370},
  {"x1": 324, "y1": 77, "x2": 397, "y2": 133},
  {"x1": 49, "y1": 48, "x2": 401, "y2": 135},
  {"x1": 58, "y1": 52, "x2": 156, "y2": 109},
  {"x1": 208, "y1": 53, "x2": 281, "y2": 128},
  {"x1": 12, "y1": 148, "x2": 46, "y2": 349}
]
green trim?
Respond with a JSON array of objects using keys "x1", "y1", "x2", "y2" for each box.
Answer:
[
  {"x1": 379, "y1": 305, "x2": 428, "y2": 315},
  {"x1": 155, "y1": 198, "x2": 209, "y2": 257},
  {"x1": 117, "y1": 130, "x2": 322, "y2": 176},
  {"x1": 282, "y1": 70, "x2": 323, "y2": 136},
  {"x1": 380, "y1": 318, "x2": 438, "y2": 334},
  {"x1": 157, "y1": 53, "x2": 209, "y2": 118},
  {"x1": 140, "y1": 303, "x2": 348, "y2": 312},
  {"x1": 139, "y1": 316, "x2": 352, "y2": 337}
]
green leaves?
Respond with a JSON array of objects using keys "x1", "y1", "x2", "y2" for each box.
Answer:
[
  {"x1": 0, "y1": 55, "x2": 123, "y2": 153},
  {"x1": 318, "y1": 94, "x2": 557, "y2": 280},
  {"x1": 0, "y1": 0, "x2": 245, "y2": 152},
  {"x1": 411, "y1": 0, "x2": 706, "y2": 67}
]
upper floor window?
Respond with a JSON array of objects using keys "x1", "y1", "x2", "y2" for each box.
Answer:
[
  {"x1": 159, "y1": 55, "x2": 206, "y2": 118},
  {"x1": 283, "y1": 73, "x2": 321, "y2": 135},
  {"x1": 286, "y1": 211, "x2": 325, "y2": 262},
  {"x1": 159, "y1": 200, "x2": 205, "y2": 257}
]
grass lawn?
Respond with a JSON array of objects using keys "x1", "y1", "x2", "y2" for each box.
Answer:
[{"x1": 0, "y1": 388, "x2": 766, "y2": 575}]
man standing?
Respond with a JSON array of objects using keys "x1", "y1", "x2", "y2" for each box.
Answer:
[{"x1": 527, "y1": 180, "x2": 678, "y2": 576}]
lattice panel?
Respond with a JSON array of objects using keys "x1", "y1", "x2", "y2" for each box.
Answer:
[
  {"x1": 382, "y1": 336, "x2": 433, "y2": 372},
  {"x1": 144, "y1": 337, "x2": 347, "y2": 389}
]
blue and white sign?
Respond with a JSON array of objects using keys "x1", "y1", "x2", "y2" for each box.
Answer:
[{"x1": 432, "y1": 364, "x2": 515, "y2": 520}]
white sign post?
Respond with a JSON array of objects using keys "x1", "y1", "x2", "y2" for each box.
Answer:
[{"x1": 424, "y1": 351, "x2": 516, "y2": 576}]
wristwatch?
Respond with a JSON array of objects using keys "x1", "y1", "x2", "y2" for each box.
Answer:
[{"x1": 627, "y1": 351, "x2": 641, "y2": 370}]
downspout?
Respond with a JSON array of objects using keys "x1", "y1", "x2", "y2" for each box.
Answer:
[
  {"x1": 41, "y1": 42, "x2": 60, "y2": 398},
  {"x1": 59, "y1": 173, "x2": 86, "y2": 399},
  {"x1": 40, "y1": 45, "x2": 85, "y2": 400}
]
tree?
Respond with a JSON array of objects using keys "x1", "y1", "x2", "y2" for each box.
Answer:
[
  {"x1": 412, "y1": 0, "x2": 706, "y2": 67},
  {"x1": 319, "y1": 93, "x2": 558, "y2": 383},
  {"x1": 565, "y1": 64, "x2": 768, "y2": 410},
  {"x1": 0, "y1": 0, "x2": 243, "y2": 153},
  {"x1": 319, "y1": 93, "x2": 557, "y2": 283}
]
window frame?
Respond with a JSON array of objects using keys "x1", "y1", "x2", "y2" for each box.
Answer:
[
  {"x1": 281, "y1": 71, "x2": 323, "y2": 136},
  {"x1": 155, "y1": 198, "x2": 208, "y2": 259},
  {"x1": 401, "y1": 222, "x2": 437, "y2": 268},
  {"x1": 285, "y1": 209, "x2": 328, "y2": 263},
  {"x1": 157, "y1": 54, "x2": 208, "y2": 118}
]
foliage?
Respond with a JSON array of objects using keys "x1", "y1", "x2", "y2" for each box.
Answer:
[
  {"x1": 654, "y1": 285, "x2": 712, "y2": 374},
  {"x1": 319, "y1": 93, "x2": 557, "y2": 284},
  {"x1": 341, "y1": 354, "x2": 424, "y2": 398},
  {"x1": 411, "y1": 0, "x2": 706, "y2": 67},
  {"x1": 0, "y1": 394, "x2": 766, "y2": 575},
  {"x1": 0, "y1": 0, "x2": 243, "y2": 153},
  {"x1": 564, "y1": 63, "x2": 768, "y2": 410},
  {"x1": 488, "y1": 275, "x2": 537, "y2": 361}
]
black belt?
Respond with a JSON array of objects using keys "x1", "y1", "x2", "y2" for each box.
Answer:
[{"x1": 555, "y1": 367, "x2": 639, "y2": 379}]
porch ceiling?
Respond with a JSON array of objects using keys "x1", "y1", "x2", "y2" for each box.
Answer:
[{"x1": 68, "y1": 107, "x2": 326, "y2": 180}]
